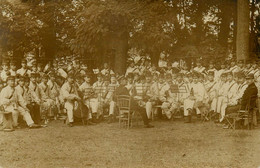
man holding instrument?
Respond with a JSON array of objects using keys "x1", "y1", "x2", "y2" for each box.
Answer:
[
  {"x1": 61, "y1": 73, "x2": 81, "y2": 127},
  {"x1": 0, "y1": 76, "x2": 40, "y2": 131}
]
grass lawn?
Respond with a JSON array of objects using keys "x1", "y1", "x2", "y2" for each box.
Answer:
[{"x1": 0, "y1": 119, "x2": 260, "y2": 168}]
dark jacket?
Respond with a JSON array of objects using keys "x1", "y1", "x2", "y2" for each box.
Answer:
[{"x1": 241, "y1": 82, "x2": 258, "y2": 110}]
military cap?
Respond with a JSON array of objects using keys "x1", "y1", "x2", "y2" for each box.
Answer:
[
  {"x1": 192, "y1": 73, "x2": 199, "y2": 78},
  {"x1": 237, "y1": 60, "x2": 244, "y2": 64},
  {"x1": 246, "y1": 73, "x2": 254, "y2": 79},
  {"x1": 10, "y1": 61, "x2": 16, "y2": 66},
  {"x1": 24, "y1": 76, "x2": 30, "y2": 82},
  {"x1": 145, "y1": 71, "x2": 152, "y2": 77},
  {"x1": 118, "y1": 75, "x2": 126, "y2": 82},
  {"x1": 49, "y1": 72, "x2": 56, "y2": 77},
  {"x1": 103, "y1": 76, "x2": 110, "y2": 81},
  {"x1": 21, "y1": 59, "x2": 27, "y2": 64},
  {"x1": 159, "y1": 73, "x2": 164, "y2": 78},
  {"x1": 32, "y1": 61, "x2": 37, "y2": 66},
  {"x1": 2, "y1": 61, "x2": 9, "y2": 66},
  {"x1": 209, "y1": 60, "x2": 214, "y2": 65},
  {"x1": 19, "y1": 76, "x2": 25, "y2": 81},
  {"x1": 237, "y1": 72, "x2": 245, "y2": 78},
  {"x1": 220, "y1": 73, "x2": 227, "y2": 77},
  {"x1": 97, "y1": 73, "x2": 103, "y2": 78},
  {"x1": 42, "y1": 74, "x2": 48, "y2": 79},
  {"x1": 30, "y1": 73, "x2": 37, "y2": 78},
  {"x1": 126, "y1": 73, "x2": 134, "y2": 79},
  {"x1": 226, "y1": 71, "x2": 233, "y2": 76},
  {"x1": 165, "y1": 73, "x2": 172, "y2": 78},
  {"x1": 176, "y1": 73, "x2": 183, "y2": 78},
  {"x1": 7, "y1": 76, "x2": 15, "y2": 81},
  {"x1": 208, "y1": 71, "x2": 214, "y2": 76}
]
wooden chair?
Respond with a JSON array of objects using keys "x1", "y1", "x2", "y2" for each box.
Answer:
[
  {"x1": 0, "y1": 105, "x2": 14, "y2": 132},
  {"x1": 225, "y1": 95, "x2": 257, "y2": 130},
  {"x1": 117, "y1": 95, "x2": 132, "y2": 129}
]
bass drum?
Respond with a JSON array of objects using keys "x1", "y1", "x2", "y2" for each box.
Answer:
[{"x1": 73, "y1": 100, "x2": 89, "y2": 121}]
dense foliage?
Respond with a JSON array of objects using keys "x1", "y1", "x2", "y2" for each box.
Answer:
[{"x1": 0, "y1": 0, "x2": 259, "y2": 72}]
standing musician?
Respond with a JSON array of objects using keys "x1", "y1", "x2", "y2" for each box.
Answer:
[
  {"x1": 60, "y1": 73, "x2": 81, "y2": 127},
  {"x1": 0, "y1": 76, "x2": 40, "y2": 130}
]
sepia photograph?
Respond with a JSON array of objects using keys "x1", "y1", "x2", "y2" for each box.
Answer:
[{"x1": 0, "y1": 0, "x2": 260, "y2": 167}]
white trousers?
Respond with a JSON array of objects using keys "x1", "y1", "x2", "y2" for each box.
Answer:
[
  {"x1": 12, "y1": 106, "x2": 34, "y2": 126},
  {"x1": 0, "y1": 114, "x2": 3, "y2": 125},
  {"x1": 64, "y1": 102, "x2": 74, "y2": 123},
  {"x1": 84, "y1": 98, "x2": 99, "y2": 114},
  {"x1": 146, "y1": 101, "x2": 153, "y2": 119},
  {"x1": 161, "y1": 102, "x2": 177, "y2": 119},
  {"x1": 109, "y1": 101, "x2": 116, "y2": 115},
  {"x1": 183, "y1": 99, "x2": 201, "y2": 116},
  {"x1": 211, "y1": 96, "x2": 226, "y2": 113}
]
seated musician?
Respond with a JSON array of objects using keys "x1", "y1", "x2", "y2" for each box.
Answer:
[
  {"x1": 60, "y1": 73, "x2": 81, "y2": 127},
  {"x1": 114, "y1": 77, "x2": 154, "y2": 128},
  {"x1": 223, "y1": 74, "x2": 258, "y2": 129},
  {"x1": 183, "y1": 73, "x2": 206, "y2": 123},
  {"x1": 176, "y1": 74, "x2": 189, "y2": 111},
  {"x1": 92, "y1": 73, "x2": 105, "y2": 121},
  {"x1": 161, "y1": 83, "x2": 178, "y2": 120},
  {"x1": 210, "y1": 73, "x2": 229, "y2": 121},
  {"x1": 38, "y1": 74, "x2": 55, "y2": 124},
  {"x1": 143, "y1": 73, "x2": 156, "y2": 120},
  {"x1": 103, "y1": 75, "x2": 119, "y2": 123},
  {"x1": 156, "y1": 74, "x2": 170, "y2": 119},
  {"x1": 79, "y1": 73, "x2": 98, "y2": 123},
  {"x1": 0, "y1": 76, "x2": 40, "y2": 130},
  {"x1": 47, "y1": 72, "x2": 61, "y2": 120}
]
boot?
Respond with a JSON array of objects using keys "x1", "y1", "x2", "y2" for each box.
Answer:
[
  {"x1": 184, "y1": 116, "x2": 191, "y2": 123},
  {"x1": 92, "y1": 113, "x2": 98, "y2": 123},
  {"x1": 107, "y1": 114, "x2": 113, "y2": 124}
]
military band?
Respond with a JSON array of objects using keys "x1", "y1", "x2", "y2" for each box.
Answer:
[{"x1": 0, "y1": 58, "x2": 259, "y2": 131}]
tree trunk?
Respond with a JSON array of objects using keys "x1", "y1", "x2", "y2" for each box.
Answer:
[
  {"x1": 236, "y1": 0, "x2": 250, "y2": 61},
  {"x1": 104, "y1": 31, "x2": 128, "y2": 75},
  {"x1": 218, "y1": 1, "x2": 231, "y2": 48}
]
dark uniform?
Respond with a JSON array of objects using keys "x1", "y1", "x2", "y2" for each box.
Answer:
[{"x1": 114, "y1": 77, "x2": 153, "y2": 128}]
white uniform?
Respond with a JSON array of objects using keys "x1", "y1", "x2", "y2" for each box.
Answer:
[
  {"x1": 38, "y1": 82, "x2": 55, "y2": 117},
  {"x1": 16, "y1": 68, "x2": 31, "y2": 76},
  {"x1": 183, "y1": 82, "x2": 206, "y2": 116},
  {"x1": 0, "y1": 70, "x2": 9, "y2": 82},
  {"x1": 79, "y1": 82, "x2": 98, "y2": 118},
  {"x1": 60, "y1": 82, "x2": 78, "y2": 123},
  {"x1": 0, "y1": 85, "x2": 34, "y2": 127}
]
